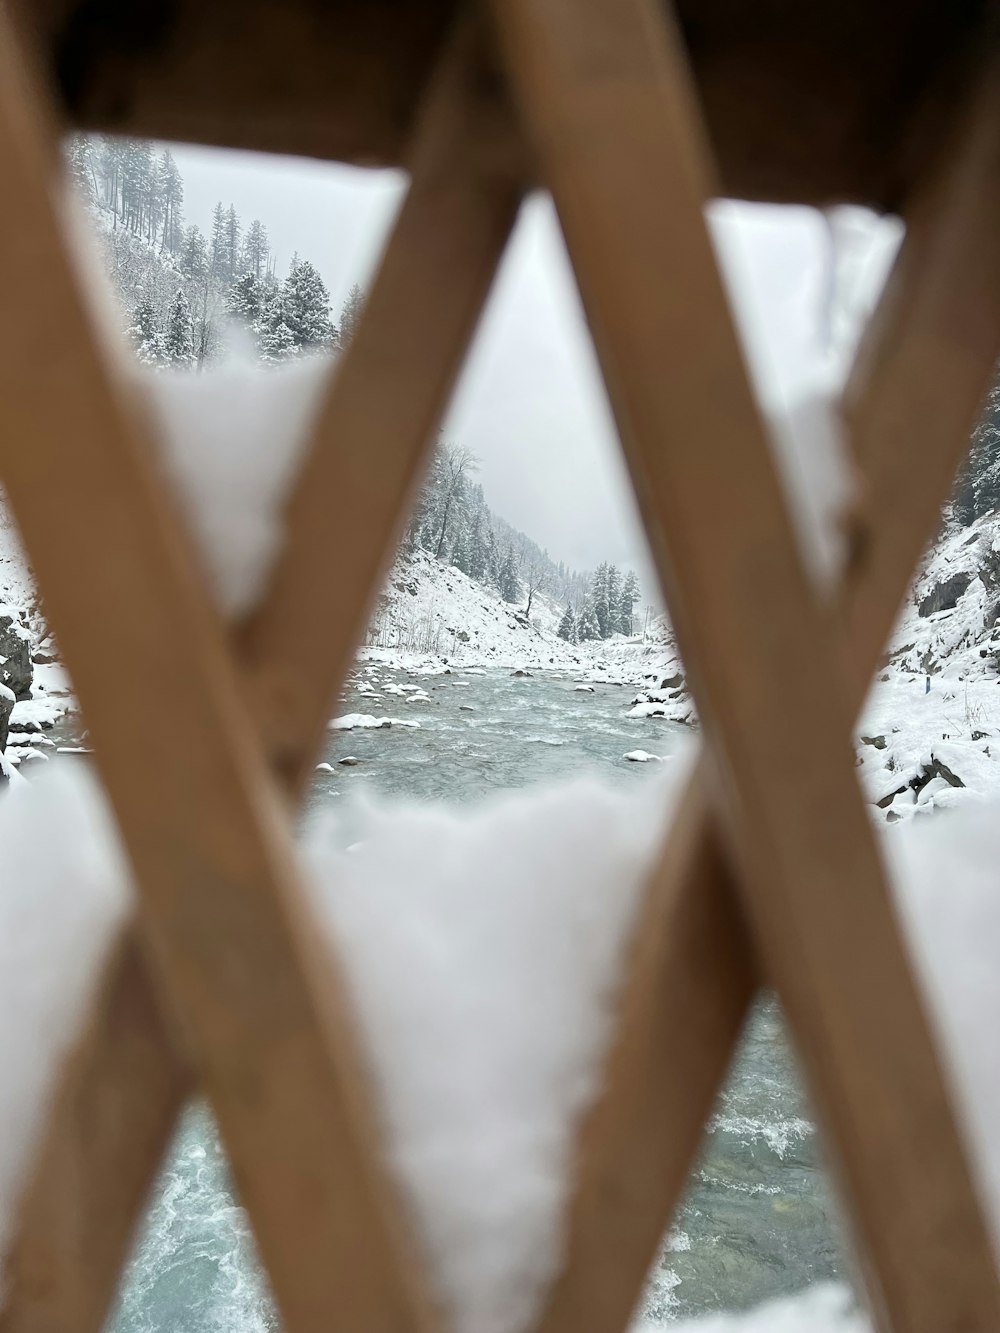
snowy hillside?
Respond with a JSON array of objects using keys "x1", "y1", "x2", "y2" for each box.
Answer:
[{"x1": 365, "y1": 548, "x2": 670, "y2": 678}]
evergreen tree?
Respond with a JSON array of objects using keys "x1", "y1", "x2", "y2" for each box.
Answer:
[
  {"x1": 557, "y1": 605, "x2": 577, "y2": 642},
  {"x1": 259, "y1": 319, "x2": 297, "y2": 363},
  {"x1": 227, "y1": 272, "x2": 266, "y2": 328},
  {"x1": 466, "y1": 508, "x2": 488, "y2": 581},
  {"x1": 955, "y1": 379, "x2": 1000, "y2": 524},
  {"x1": 225, "y1": 205, "x2": 242, "y2": 281},
  {"x1": 209, "y1": 202, "x2": 229, "y2": 280},
  {"x1": 242, "y1": 220, "x2": 270, "y2": 281},
  {"x1": 591, "y1": 562, "x2": 610, "y2": 638},
  {"x1": 577, "y1": 605, "x2": 599, "y2": 640},
  {"x1": 162, "y1": 289, "x2": 195, "y2": 367},
  {"x1": 484, "y1": 526, "x2": 501, "y2": 588},
  {"x1": 180, "y1": 225, "x2": 208, "y2": 281},
  {"x1": 498, "y1": 546, "x2": 520, "y2": 602},
  {"x1": 65, "y1": 135, "x2": 96, "y2": 205},
  {"x1": 605, "y1": 565, "x2": 621, "y2": 636},
  {"x1": 618, "y1": 570, "x2": 640, "y2": 634},
  {"x1": 126, "y1": 296, "x2": 164, "y2": 367},
  {"x1": 281, "y1": 257, "x2": 335, "y2": 350},
  {"x1": 156, "y1": 150, "x2": 184, "y2": 254},
  {"x1": 339, "y1": 283, "x2": 364, "y2": 348}
]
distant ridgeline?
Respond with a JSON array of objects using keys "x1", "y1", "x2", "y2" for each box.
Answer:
[{"x1": 64, "y1": 134, "x2": 640, "y2": 629}]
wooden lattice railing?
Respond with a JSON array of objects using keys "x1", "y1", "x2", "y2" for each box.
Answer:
[{"x1": 2, "y1": 3, "x2": 1000, "y2": 1332}]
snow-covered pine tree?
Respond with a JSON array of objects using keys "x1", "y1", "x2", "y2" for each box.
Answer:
[
  {"x1": 209, "y1": 202, "x2": 229, "y2": 281},
  {"x1": 66, "y1": 135, "x2": 96, "y2": 205},
  {"x1": 605, "y1": 564, "x2": 621, "y2": 636},
  {"x1": 466, "y1": 507, "x2": 488, "y2": 581},
  {"x1": 484, "y1": 526, "x2": 501, "y2": 588},
  {"x1": 618, "y1": 569, "x2": 640, "y2": 634},
  {"x1": 259, "y1": 319, "x2": 297, "y2": 363},
  {"x1": 242, "y1": 220, "x2": 270, "y2": 282},
  {"x1": 591, "y1": 562, "x2": 610, "y2": 637},
  {"x1": 227, "y1": 272, "x2": 266, "y2": 329},
  {"x1": 557, "y1": 605, "x2": 577, "y2": 641},
  {"x1": 577, "y1": 604, "x2": 599, "y2": 640},
  {"x1": 449, "y1": 523, "x2": 471, "y2": 574},
  {"x1": 498, "y1": 545, "x2": 520, "y2": 602},
  {"x1": 225, "y1": 207, "x2": 242, "y2": 280},
  {"x1": 281, "y1": 257, "x2": 335, "y2": 350},
  {"x1": 339, "y1": 283, "x2": 364, "y2": 348},
  {"x1": 156, "y1": 150, "x2": 184, "y2": 254},
  {"x1": 127, "y1": 296, "x2": 164, "y2": 367},
  {"x1": 163, "y1": 289, "x2": 196, "y2": 368},
  {"x1": 180, "y1": 225, "x2": 208, "y2": 281}
]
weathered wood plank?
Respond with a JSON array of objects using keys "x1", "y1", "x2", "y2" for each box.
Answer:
[
  {"x1": 0, "y1": 23, "x2": 521, "y2": 1333},
  {"x1": 530, "y1": 75, "x2": 1000, "y2": 1324},
  {"x1": 494, "y1": 4, "x2": 1000, "y2": 1330},
  {"x1": 0, "y1": 24, "x2": 435, "y2": 1333}
]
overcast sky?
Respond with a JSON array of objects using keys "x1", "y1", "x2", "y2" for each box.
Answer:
[{"x1": 171, "y1": 145, "x2": 901, "y2": 604}]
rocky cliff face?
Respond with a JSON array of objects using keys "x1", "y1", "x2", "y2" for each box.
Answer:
[{"x1": 0, "y1": 606, "x2": 33, "y2": 765}]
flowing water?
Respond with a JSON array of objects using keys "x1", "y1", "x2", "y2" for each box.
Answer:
[{"x1": 97, "y1": 665, "x2": 852, "y2": 1330}]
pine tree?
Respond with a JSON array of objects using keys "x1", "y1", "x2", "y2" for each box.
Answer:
[
  {"x1": 156, "y1": 150, "x2": 184, "y2": 254},
  {"x1": 577, "y1": 605, "x2": 599, "y2": 640},
  {"x1": 484, "y1": 526, "x2": 501, "y2": 588},
  {"x1": 605, "y1": 565, "x2": 621, "y2": 636},
  {"x1": 180, "y1": 225, "x2": 208, "y2": 281},
  {"x1": 591, "y1": 563, "x2": 610, "y2": 638},
  {"x1": 498, "y1": 546, "x2": 520, "y2": 602},
  {"x1": 65, "y1": 135, "x2": 96, "y2": 205},
  {"x1": 466, "y1": 508, "x2": 488, "y2": 581},
  {"x1": 242, "y1": 220, "x2": 270, "y2": 281},
  {"x1": 618, "y1": 570, "x2": 640, "y2": 635},
  {"x1": 127, "y1": 296, "x2": 164, "y2": 366},
  {"x1": 259, "y1": 319, "x2": 297, "y2": 363},
  {"x1": 227, "y1": 272, "x2": 266, "y2": 328},
  {"x1": 162, "y1": 289, "x2": 195, "y2": 367},
  {"x1": 557, "y1": 605, "x2": 577, "y2": 642},
  {"x1": 955, "y1": 379, "x2": 1000, "y2": 524},
  {"x1": 338, "y1": 283, "x2": 364, "y2": 348},
  {"x1": 225, "y1": 206, "x2": 242, "y2": 281},
  {"x1": 209, "y1": 202, "x2": 229, "y2": 280},
  {"x1": 281, "y1": 257, "x2": 335, "y2": 350}
]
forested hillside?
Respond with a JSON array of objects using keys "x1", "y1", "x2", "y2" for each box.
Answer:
[{"x1": 59, "y1": 133, "x2": 644, "y2": 639}]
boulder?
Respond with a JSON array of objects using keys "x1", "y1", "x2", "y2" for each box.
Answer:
[
  {"x1": 0, "y1": 681, "x2": 13, "y2": 755},
  {"x1": 0, "y1": 607, "x2": 32, "y2": 700},
  {"x1": 917, "y1": 571, "x2": 972, "y2": 617}
]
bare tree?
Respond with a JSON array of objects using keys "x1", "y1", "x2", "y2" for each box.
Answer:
[
  {"x1": 524, "y1": 561, "x2": 549, "y2": 619},
  {"x1": 433, "y1": 444, "x2": 478, "y2": 560}
]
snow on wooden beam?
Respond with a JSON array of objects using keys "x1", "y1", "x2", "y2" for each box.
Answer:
[{"x1": 491, "y1": 2, "x2": 1000, "y2": 1330}]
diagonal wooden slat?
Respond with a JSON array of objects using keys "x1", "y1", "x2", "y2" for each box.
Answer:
[
  {"x1": 0, "y1": 23, "x2": 437, "y2": 1333},
  {"x1": 492, "y1": 4, "x2": 1000, "y2": 1332},
  {"x1": 530, "y1": 67, "x2": 1000, "y2": 1333},
  {"x1": 0, "y1": 23, "x2": 523, "y2": 1333}
]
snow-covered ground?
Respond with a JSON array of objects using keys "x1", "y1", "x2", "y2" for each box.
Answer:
[{"x1": 364, "y1": 547, "x2": 673, "y2": 679}]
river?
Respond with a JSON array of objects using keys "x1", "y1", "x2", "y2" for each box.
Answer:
[{"x1": 93, "y1": 664, "x2": 853, "y2": 1330}]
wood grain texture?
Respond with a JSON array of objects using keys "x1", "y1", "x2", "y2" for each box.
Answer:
[
  {"x1": 493, "y1": 3, "x2": 1000, "y2": 1330},
  {"x1": 0, "y1": 23, "x2": 435, "y2": 1333},
  {"x1": 529, "y1": 74, "x2": 1000, "y2": 1331},
  {"x1": 8, "y1": 0, "x2": 990, "y2": 209},
  {"x1": 0, "y1": 22, "x2": 521, "y2": 1333}
]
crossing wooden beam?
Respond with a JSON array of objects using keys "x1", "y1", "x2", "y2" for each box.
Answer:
[
  {"x1": 525, "y1": 67, "x2": 1000, "y2": 1332},
  {"x1": 0, "y1": 21, "x2": 522, "y2": 1333},
  {"x1": 492, "y1": 4, "x2": 1000, "y2": 1330}
]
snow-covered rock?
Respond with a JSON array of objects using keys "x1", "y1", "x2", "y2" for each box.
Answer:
[{"x1": 328, "y1": 714, "x2": 421, "y2": 732}]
